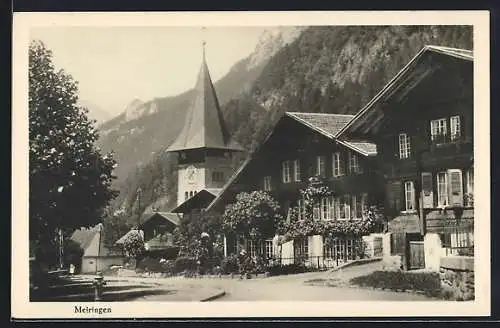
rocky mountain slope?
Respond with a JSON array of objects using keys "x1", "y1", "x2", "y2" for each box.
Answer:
[{"x1": 99, "y1": 25, "x2": 473, "y2": 224}]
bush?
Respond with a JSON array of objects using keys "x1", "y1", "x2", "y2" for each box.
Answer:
[
  {"x1": 136, "y1": 257, "x2": 175, "y2": 273},
  {"x1": 267, "y1": 263, "x2": 312, "y2": 276},
  {"x1": 174, "y1": 257, "x2": 198, "y2": 274},
  {"x1": 349, "y1": 271, "x2": 441, "y2": 296},
  {"x1": 221, "y1": 254, "x2": 239, "y2": 274}
]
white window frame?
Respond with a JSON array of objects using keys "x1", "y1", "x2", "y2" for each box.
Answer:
[
  {"x1": 332, "y1": 152, "x2": 344, "y2": 177},
  {"x1": 398, "y1": 133, "x2": 411, "y2": 159},
  {"x1": 297, "y1": 199, "x2": 306, "y2": 221},
  {"x1": 316, "y1": 156, "x2": 326, "y2": 177},
  {"x1": 450, "y1": 115, "x2": 461, "y2": 141},
  {"x1": 437, "y1": 171, "x2": 449, "y2": 207},
  {"x1": 264, "y1": 239, "x2": 273, "y2": 259},
  {"x1": 282, "y1": 160, "x2": 291, "y2": 183},
  {"x1": 431, "y1": 118, "x2": 448, "y2": 142},
  {"x1": 293, "y1": 159, "x2": 301, "y2": 182},
  {"x1": 263, "y1": 176, "x2": 272, "y2": 191},
  {"x1": 348, "y1": 151, "x2": 362, "y2": 174},
  {"x1": 320, "y1": 197, "x2": 329, "y2": 221},
  {"x1": 335, "y1": 197, "x2": 346, "y2": 220},
  {"x1": 352, "y1": 195, "x2": 364, "y2": 220},
  {"x1": 404, "y1": 181, "x2": 416, "y2": 212},
  {"x1": 465, "y1": 167, "x2": 474, "y2": 206}
]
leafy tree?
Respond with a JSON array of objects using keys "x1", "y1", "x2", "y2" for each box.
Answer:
[
  {"x1": 29, "y1": 40, "x2": 118, "y2": 254},
  {"x1": 222, "y1": 191, "x2": 283, "y2": 240},
  {"x1": 101, "y1": 208, "x2": 133, "y2": 250}
]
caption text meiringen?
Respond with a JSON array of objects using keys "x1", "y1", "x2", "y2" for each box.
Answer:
[{"x1": 74, "y1": 305, "x2": 112, "y2": 314}]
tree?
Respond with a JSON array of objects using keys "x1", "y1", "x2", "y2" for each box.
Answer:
[
  {"x1": 101, "y1": 208, "x2": 132, "y2": 250},
  {"x1": 222, "y1": 191, "x2": 283, "y2": 240},
  {"x1": 29, "y1": 40, "x2": 118, "y2": 256},
  {"x1": 122, "y1": 230, "x2": 145, "y2": 264}
]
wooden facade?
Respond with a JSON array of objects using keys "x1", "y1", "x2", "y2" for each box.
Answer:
[
  {"x1": 211, "y1": 114, "x2": 383, "y2": 219},
  {"x1": 337, "y1": 46, "x2": 474, "y2": 268}
]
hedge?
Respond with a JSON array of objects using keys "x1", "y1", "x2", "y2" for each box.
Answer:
[{"x1": 349, "y1": 271, "x2": 441, "y2": 296}]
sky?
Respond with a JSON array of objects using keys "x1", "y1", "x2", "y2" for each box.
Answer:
[{"x1": 30, "y1": 26, "x2": 268, "y2": 116}]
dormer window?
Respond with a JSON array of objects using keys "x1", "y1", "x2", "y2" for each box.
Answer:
[{"x1": 398, "y1": 133, "x2": 411, "y2": 159}]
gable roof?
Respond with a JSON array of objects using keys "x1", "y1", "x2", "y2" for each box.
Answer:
[
  {"x1": 285, "y1": 112, "x2": 377, "y2": 155},
  {"x1": 336, "y1": 45, "x2": 473, "y2": 138},
  {"x1": 166, "y1": 48, "x2": 244, "y2": 153},
  {"x1": 70, "y1": 224, "x2": 119, "y2": 257},
  {"x1": 70, "y1": 225, "x2": 101, "y2": 252},
  {"x1": 171, "y1": 188, "x2": 221, "y2": 214},
  {"x1": 139, "y1": 212, "x2": 180, "y2": 228}
]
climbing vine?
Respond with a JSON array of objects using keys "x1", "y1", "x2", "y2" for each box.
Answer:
[{"x1": 279, "y1": 178, "x2": 385, "y2": 244}]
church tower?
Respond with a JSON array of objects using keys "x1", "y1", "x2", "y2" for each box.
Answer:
[{"x1": 166, "y1": 42, "x2": 244, "y2": 206}]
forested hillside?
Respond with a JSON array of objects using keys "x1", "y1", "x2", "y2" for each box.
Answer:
[{"x1": 104, "y1": 25, "x2": 473, "y2": 225}]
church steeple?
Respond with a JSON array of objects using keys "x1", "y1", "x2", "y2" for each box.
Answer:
[{"x1": 166, "y1": 40, "x2": 243, "y2": 153}]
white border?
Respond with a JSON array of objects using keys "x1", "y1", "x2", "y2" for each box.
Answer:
[{"x1": 12, "y1": 11, "x2": 490, "y2": 319}]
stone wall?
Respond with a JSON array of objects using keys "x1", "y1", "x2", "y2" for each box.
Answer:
[{"x1": 439, "y1": 255, "x2": 474, "y2": 301}]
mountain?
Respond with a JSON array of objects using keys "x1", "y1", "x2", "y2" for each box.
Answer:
[
  {"x1": 97, "y1": 27, "x2": 304, "y2": 185},
  {"x1": 79, "y1": 99, "x2": 112, "y2": 124},
  {"x1": 100, "y1": 25, "x2": 473, "y2": 224}
]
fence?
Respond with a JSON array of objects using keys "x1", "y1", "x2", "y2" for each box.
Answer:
[
  {"x1": 426, "y1": 216, "x2": 474, "y2": 257},
  {"x1": 277, "y1": 254, "x2": 355, "y2": 270}
]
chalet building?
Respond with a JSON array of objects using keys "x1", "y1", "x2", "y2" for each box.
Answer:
[
  {"x1": 206, "y1": 112, "x2": 384, "y2": 266},
  {"x1": 337, "y1": 45, "x2": 474, "y2": 271},
  {"x1": 115, "y1": 211, "x2": 180, "y2": 258}
]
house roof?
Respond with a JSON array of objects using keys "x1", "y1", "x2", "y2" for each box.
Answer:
[
  {"x1": 166, "y1": 46, "x2": 244, "y2": 153},
  {"x1": 115, "y1": 212, "x2": 180, "y2": 245},
  {"x1": 335, "y1": 45, "x2": 473, "y2": 139},
  {"x1": 285, "y1": 112, "x2": 377, "y2": 155},
  {"x1": 139, "y1": 212, "x2": 180, "y2": 228},
  {"x1": 171, "y1": 188, "x2": 221, "y2": 214},
  {"x1": 71, "y1": 225, "x2": 101, "y2": 252},
  {"x1": 70, "y1": 224, "x2": 118, "y2": 257}
]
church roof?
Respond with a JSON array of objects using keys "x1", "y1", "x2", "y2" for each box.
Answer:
[{"x1": 166, "y1": 47, "x2": 244, "y2": 153}]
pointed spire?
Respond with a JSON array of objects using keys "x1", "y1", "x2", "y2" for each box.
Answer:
[{"x1": 166, "y1": 36, "x2": 244, "y2": 153}]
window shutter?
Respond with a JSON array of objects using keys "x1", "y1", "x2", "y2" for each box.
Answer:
[
  {"x1": 421, "y1": 172, "x2": 434, "y2": 208},
  {"x1": 448, "y1": 169, "x2": 464, "y2": 206}
]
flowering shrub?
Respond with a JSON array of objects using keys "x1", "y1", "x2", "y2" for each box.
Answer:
[
  {"x1": 222, "y1": 191, "x2": 283, "y2": 240},
  {"x1": 123, "y1": 230, "x2": 145, "y2": 259}
]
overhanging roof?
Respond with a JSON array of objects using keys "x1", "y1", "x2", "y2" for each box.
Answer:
[
  {"x1": 171, "y1": 188, "x2": 221, "y2": 214},
  {"x1": 335, "y1": 45, "x2": 473, "y2": 139}
]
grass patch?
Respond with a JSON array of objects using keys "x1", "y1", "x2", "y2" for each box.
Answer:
[{"x1": 349, "y1": 271, "x2": 442, "y2": 297}]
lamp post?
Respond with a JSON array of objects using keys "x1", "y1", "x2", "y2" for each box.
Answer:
[{"x1": 136, "y1": 187, "x2": 142, "y2": 228}]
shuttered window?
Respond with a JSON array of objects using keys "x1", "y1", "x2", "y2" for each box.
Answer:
[
  {"x1": 437, "y1": 172, "x2": 449, "y2": 206},
  {"x1": 333, "y1": 152, "x2": 345, "y2": 177},
  {"x1": 465, "y1": 168, "x2": 474, "y2": 206},
  {"x1": 282, "y1": 161, "x2": 291, "y2": 183},
  {"x1": 263, "y1": 176, "x2": 272, "y2": 191},
  {"x1": 450, "y1": 116, "x2": 461, "y2": 141},
  {"x1": 448, "y1": 169, "x2": 464, "y2": 206},
  {"x1": 404, "y1": 181, "x2": 416, "y2": 211},
  {"x1": 316, "y1": 156, "x2": 326, "y2": 177},
  {"x1": 421, "y1": 172, "x2": 434, "y2": 208},
  {"x1": 293, "y1": 159, "x2": 301, "y2": 182}
]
